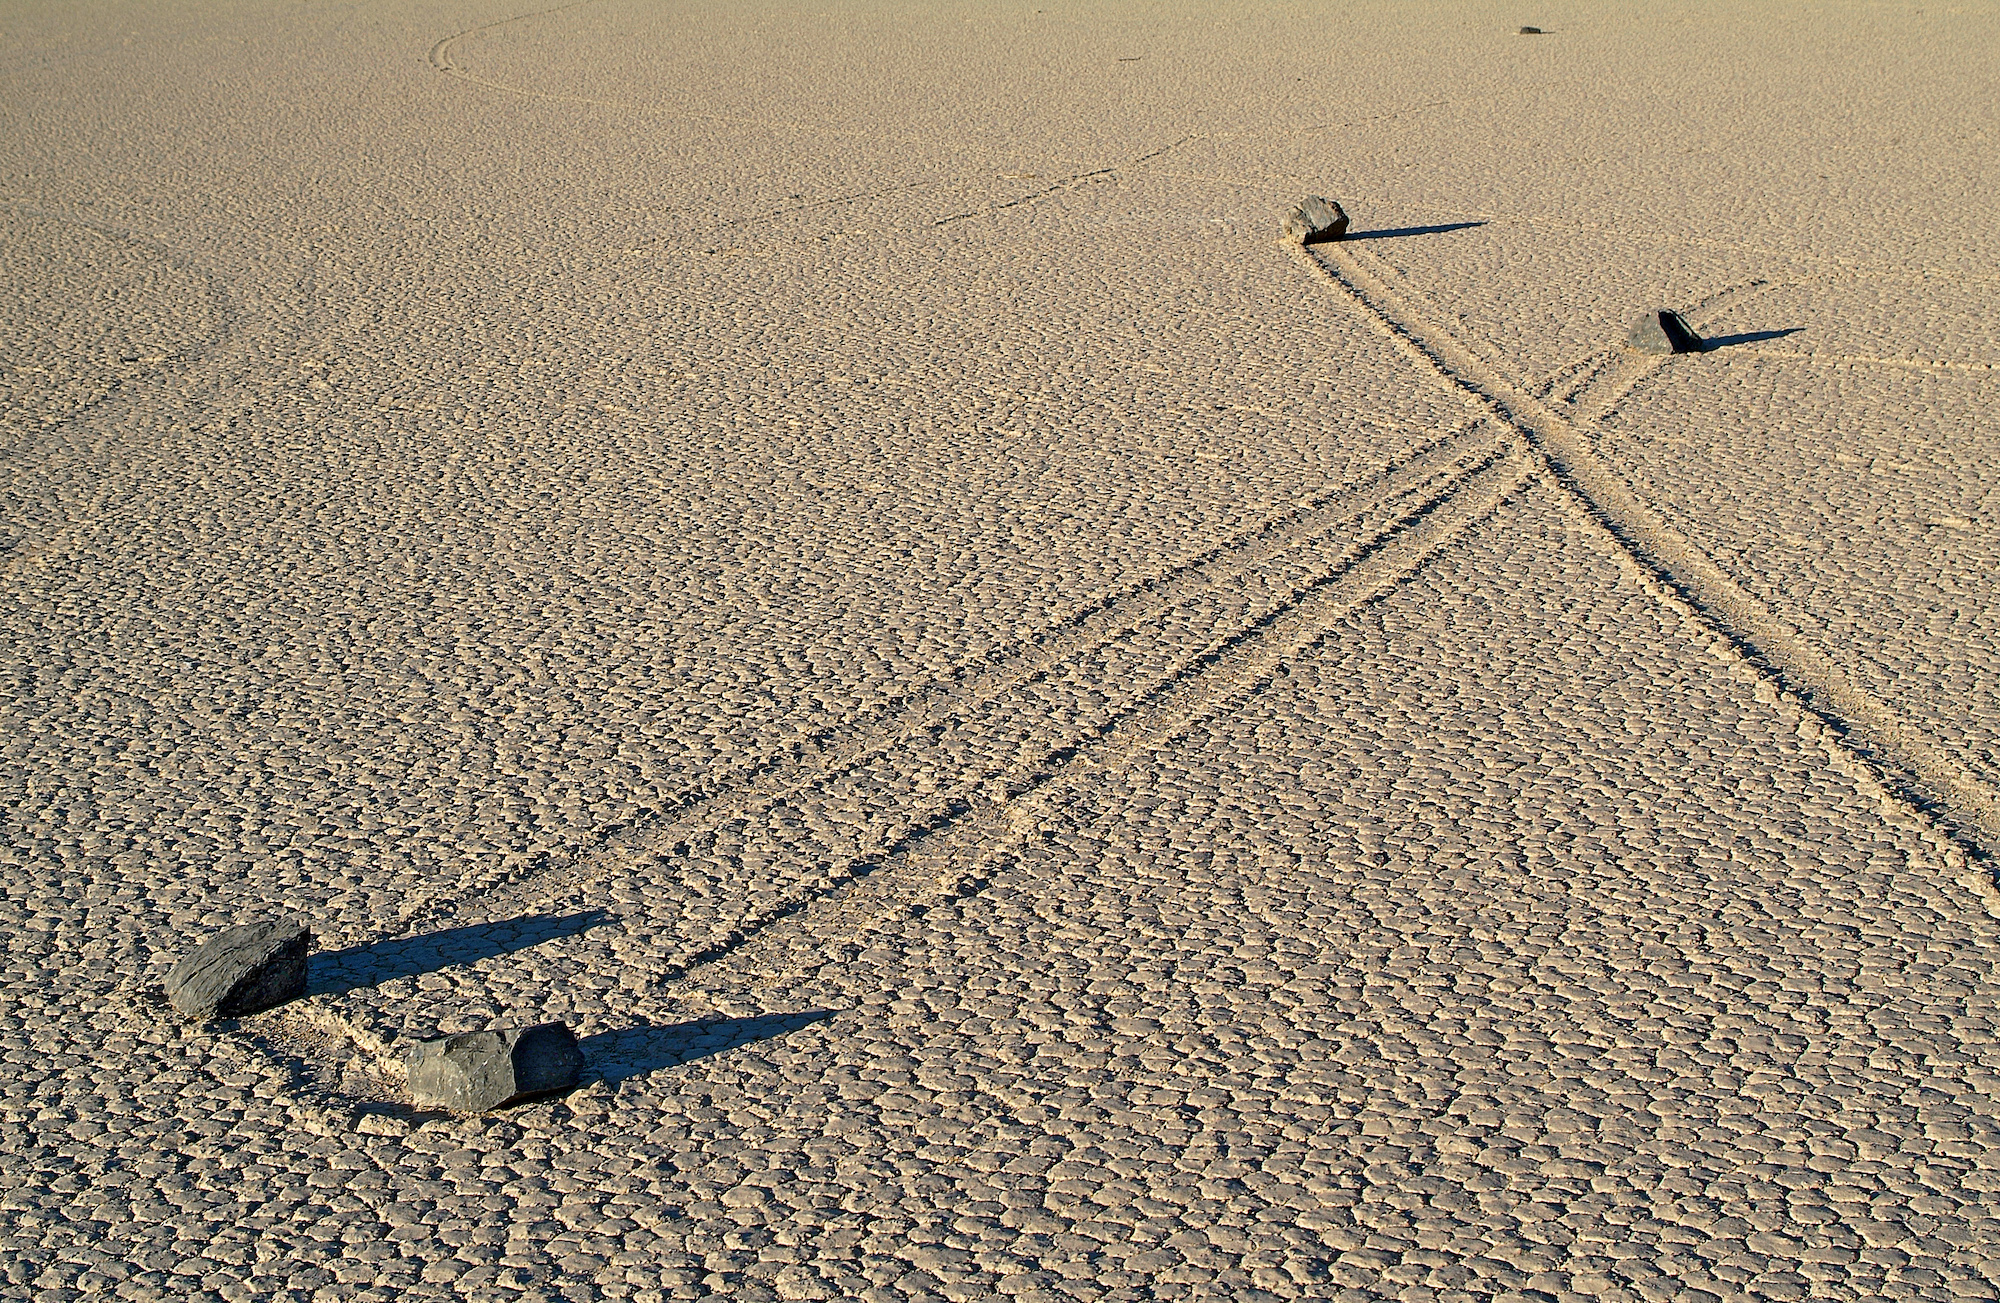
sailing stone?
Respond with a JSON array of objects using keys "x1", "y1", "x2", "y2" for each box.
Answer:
[
  {"x1": 406, "y1": 1023, "x2": 583, "y2": 1113},
  {"x1": 164, "y1": 918, "x2": 311, "y2": 1020},
  {"x1": 1281, "y1": 196, "x2": 1350, "y2": 244},
  {"x1": 1627, "y1": 309, "x2": 1705, "y2": 354}
]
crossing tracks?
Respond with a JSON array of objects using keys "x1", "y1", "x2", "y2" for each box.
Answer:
[{"x1": 280, "y1": 234, "x2": 1995, "y2": 1092}]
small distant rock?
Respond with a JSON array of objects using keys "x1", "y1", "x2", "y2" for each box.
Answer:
[
  {"x1": 406, "y1": 1023, "x2": 583, "y2": 1113},
  {"x1": 1519, "y1": 26, "x2": 1545, "y2": 35},
  {"x1": 1627, "y1": 309, "x2": 1705, "y2": 355},
  {"x1": 1281, "y1": 196, "x2": 1350, "y2": 245},
  {"x1": 164, "y1": 918, "x2": 310, "y2": 1020}
]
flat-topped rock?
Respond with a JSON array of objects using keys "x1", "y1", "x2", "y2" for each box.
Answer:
[
  {"x1": 1627, "y1": 308, "x2": 1705, "y2": 355},
  {"x1": 405, "y1": 1023, "x2": 582, "y2": 1113},
  {"x1": 164, "y1": 918, "x2": 310, "y2": 1020},
  {"x1": 1281, "y1": 196, "x2": 1350, "y2": 245}
]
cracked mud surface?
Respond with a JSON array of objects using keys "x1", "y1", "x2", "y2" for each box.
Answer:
[{"x1": 4, "y1": 2, "x2": 1998, "y2": 1300}]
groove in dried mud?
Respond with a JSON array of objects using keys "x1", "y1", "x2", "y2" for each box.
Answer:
[
  {"x1": 685, "y1": 448, "x2": 1537, "y2": 995},
  {"x1": 401, "y1": 415, "x2": 1499, "y2": 932}
]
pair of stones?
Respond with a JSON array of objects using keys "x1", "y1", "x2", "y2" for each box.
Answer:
[
  {"x1": 1282, "y1": 196, "x2": 1706, "y2": 355},
  {"x1": 163, "y1": 918, "x2": 581, "y2": 1113}
]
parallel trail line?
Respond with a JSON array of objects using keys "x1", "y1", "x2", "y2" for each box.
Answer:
[
  {"x1": 402, "y1": 417, "x2": 1499, "y2": 932},
  {"x1": 656, "y1": 445, "x2": 1518, "y2": 989},
  {"x1": 694, "y1": 448, "x2": 1539, "y2": 993}
]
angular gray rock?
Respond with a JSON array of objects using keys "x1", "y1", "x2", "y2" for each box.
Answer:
[
  {"x1": 163, "y1": 918, "x2": 310, "y2": 1020},
  {"x1": 405, "y1": 1023, "x2": 583, "y2": 1112},
  {"x1": 1627, "y1": 308, "x2": 1705, "y2": 354},
  {"x1": 1281, "y1": 196, "x2": 1350, "y2": 244}
]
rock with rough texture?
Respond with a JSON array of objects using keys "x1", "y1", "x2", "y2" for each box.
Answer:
[
  {"x1": 405, "y1": 1023, "x2": 583, "y2": 1112},
  {"x1": 164, "y1": 918, "x2": 311, "y2": 1020},
  {"x1": 1519, "y1": 25, "x2": 1545, "y2": 34},
  {"x1": 1627, "y1": 308, "x2": 1705, "y2": 354},
  {"x1": 1281, "y1": 196, "x2": 1350, "y2": 244}
]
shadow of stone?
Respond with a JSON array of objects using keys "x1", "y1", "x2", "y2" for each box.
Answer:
[
  {"x1": 1700, "y1": 326, "x2": 1805, "y2": 351},
  {"x1": 1342, "y1": 221, "x2": 1488, "y2": 241},
  {"x1": 307, "y1": 908, "x2": 615, "y2": 996},
  {"x1": 581, "y1": 1010, "x2": 837, "y2": 1083}
]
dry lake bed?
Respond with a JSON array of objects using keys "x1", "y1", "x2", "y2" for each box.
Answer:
[{"x1": 4, "y1": 1, "x2": 1999, "y2": 1299}]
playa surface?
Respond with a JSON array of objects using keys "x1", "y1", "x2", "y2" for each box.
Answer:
[{"x1": 5, "y1": 1, "x2": 1999, "y2": 1299}]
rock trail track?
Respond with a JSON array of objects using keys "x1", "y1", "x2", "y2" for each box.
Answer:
[{"x1": 1297, "y1": 240, "x2": 2000, "y2": 867}]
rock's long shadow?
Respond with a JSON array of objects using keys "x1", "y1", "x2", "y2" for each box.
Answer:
[
  {"x1": 582, "y1": 1010, "x2": 837, "y2": 1083},
  {"x1": 307, "y1": 909, "x2": 615, "y2": 995},
  {"x1": 1342, "y1": 220, "x2": 1487, "y2": 241},
  {"x1": 1702, "y1": 326, "x2": 1804, "y2": 350}
]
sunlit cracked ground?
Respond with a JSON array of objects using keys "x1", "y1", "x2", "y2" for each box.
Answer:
[{"x1": 5, "y1": 2, "x2": 1999, "y2": 1300}]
